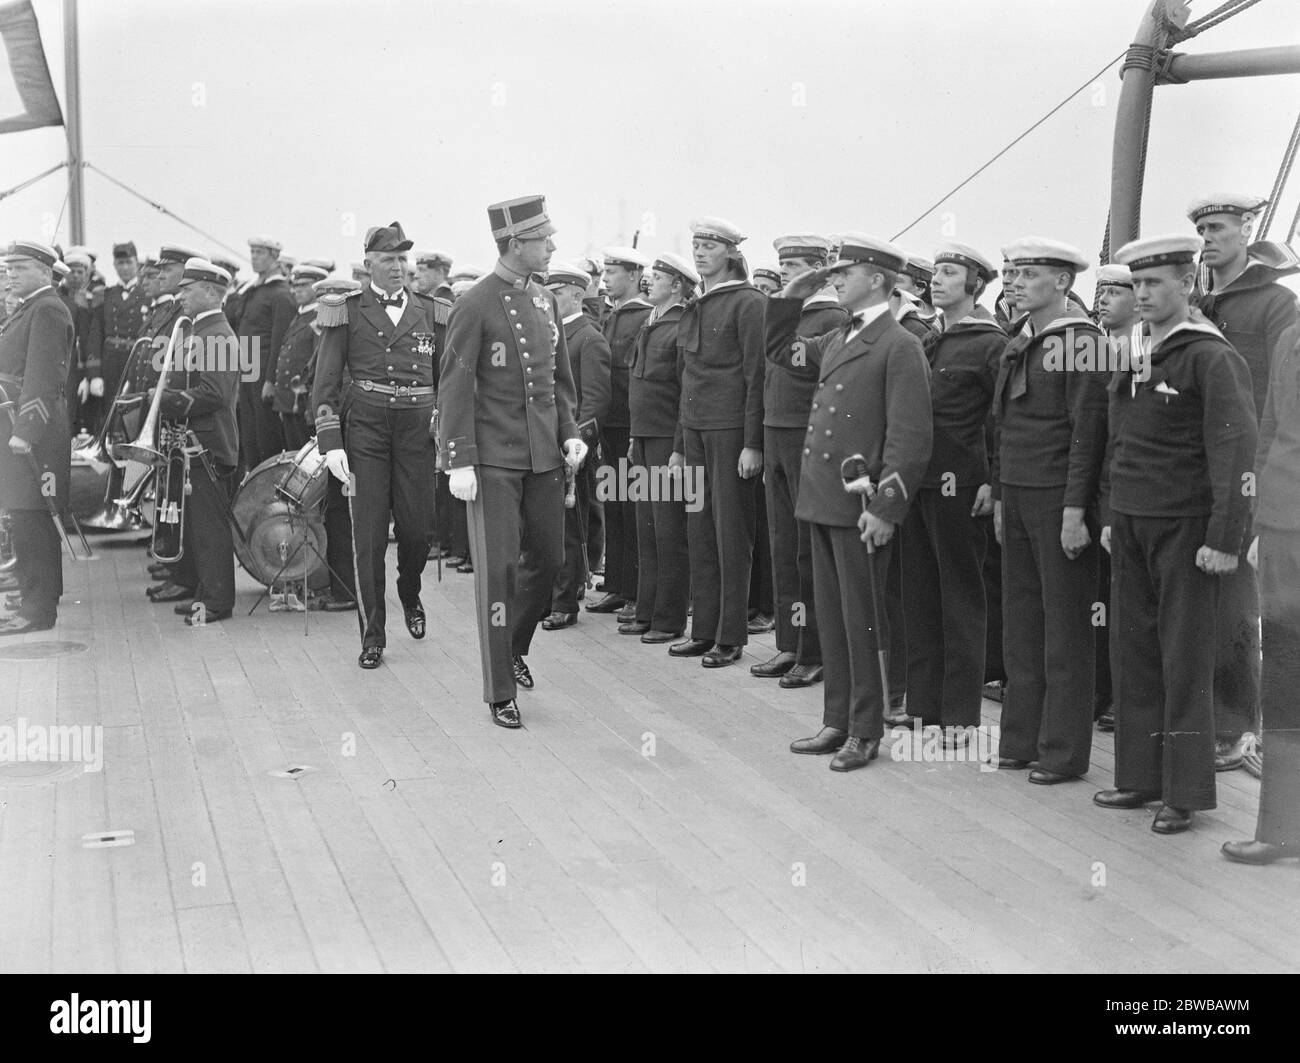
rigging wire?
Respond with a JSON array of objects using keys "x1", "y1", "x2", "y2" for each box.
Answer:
[
  {"x1": 1257, "y1": 109, "x2": 1300, "y2": 239},
  {"x1": 0, "y1": 162, "x2": 67, "y2": 204}
]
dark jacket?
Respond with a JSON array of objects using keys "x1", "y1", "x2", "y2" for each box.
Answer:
[
  {"x1": 601, "y1": 296, "x2": 652, "y2": 429},
  {"x1": 100, "y1": 279, "x2": 149, "y2": 364},
  {"x1": 1254, "y1": 321, "x2": 1300, "y2": 533},
  {"x1": 630, "y1": 302, "x2": 685, "y2": 439},
  {"x1": 437, "y1": 264, "x2": 578, "y2": 473},
  {"x1": 992, "y1": 309, "x2": 1110, "y2": 508},
  {"x1": 312, "y1": 286, "x2": 449, "y2": 453},
  {"x1": 130, "y1": 295, "x2": 186, "y2": 394},
  {"x1": 1102, "y1": 320, "x2": 1256, "y2": 554},
  {"x1": 0, "y1": 287, "x2": 73, "y2": 509},
  {"x1": 158, "y1": 308, "x2": 241, "y2": 468},
  {"x1": 764, "y1": 291, "x2": 848, "y2": 429},
  {"x1": 565, "y1": 313, "x2": 612, "y2": 443},
  {"x1": 766, "y1": 297, "x2": 932, "y2": 528},
  {"x1": 235, "y1": 273, "x2": 296, "y2": 387},
  {"x1": 675, "y1": 280, "x2": 766, "y2": 450},
  {"x1": 921, "y1": 315, "x2": 1005, "y2": 489},
  {"x1": 1196, "y1": 242, "x2": 1299, "y2": 424},
  {"x1": 273, "y1": 306, "x2": 318, "y2": 416}
]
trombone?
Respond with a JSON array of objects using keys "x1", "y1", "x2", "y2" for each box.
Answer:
[{"x1": 77, "y1": 335, "x2": 155, "y2": 532}]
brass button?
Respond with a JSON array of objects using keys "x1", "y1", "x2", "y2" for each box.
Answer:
[
  {"x1": 804, "y1": 447, "x2": 810, "y2": 455},
  {"x1": 516, "y1": 324, "x2": 523, "y2": 330},
  {"x1": 829, "y1": 406, "x2": 836, "y2": 414},
  {"x1": 817, "y1": 382, "x2": 824, "y2": 389},
  {"x1": 510, "y1": 309, "x2": 518, "y2": 316},
  {"x1": 812, "y1": 402, "x2": 819, "y2": 410},
  {"x1": 825, "y1": 429, "x2": 832, "y2": 437},
  {"x1": 377, "y1": 331, "x2": 384, "y2": 337},
  {"x1": 822, "y1": 453, "x2": 830, "y2": 460},
  {"x1": 836, "y1": 384, "x2": 844, "y2": 391},
  {"x1": 806, "y1": 426, "x2": 813, "y2": 433}
]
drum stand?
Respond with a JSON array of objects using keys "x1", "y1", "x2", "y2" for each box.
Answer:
[{"x1": 246, "y1": 498, "x2": 353, "y2": 635}]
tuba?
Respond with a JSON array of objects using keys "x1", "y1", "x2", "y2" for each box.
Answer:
[
  {"x1": 114, "y1": 316, "x2": 193, "y2": 561},
  {"x1": 78, "y1": 335, "x2": 155, "y2": 532}
]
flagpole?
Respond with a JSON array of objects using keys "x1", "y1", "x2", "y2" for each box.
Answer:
[{"x1": 63, "y1": 0, "x2": 84, "y2": 244}]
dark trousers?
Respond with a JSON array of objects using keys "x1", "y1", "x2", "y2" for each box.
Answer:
[
  {"x1": 588, "y1": 494, "x2": 605, "y2": 574},
  {"x1": 1256, "y1": 529, "x2": 1300, "y2": 844},
  {"x1": 748, "y1": 487, "x2": 773, "y2": 617},
  {"x1": 812, "y1": 522, "x2": 892, "y2": 740},
  {"x1": 343, "y1": 401, "x2": 434, "y2": 648},
  {"x1": 598, "y1": 425, "x2": 637, "y2": 599},
  {"x1": 1213, "y1": 546, "x2": 1261, "y2": 740},
  {"x1": 683, "y1": 426, "x2": 756, "y2": 647},
  {"x1": 280, "y1": 412, "x2": 311, "y2": 452},
  {"x1": 1095, "y1": 548, "x2": 1113, "y2": 716},
  {"x1": 323, "y1": 474, "x2": 355, "y2": 600},
  {"x1": 981, "y1": 517, "x2": 1006, "y2": 682},
  {"x1": 886, "y1": 538, "x2": 906, "y2": 704},
  {"x1": 1111, "y1": 512, "x2": 1217, "y2": 810},
  {"x1": 764, "y1": 426, "x2": 820, "y2": 663},
  {"x1": 170, "y1": 460, "x2": 237, "y2": 615},
  {"x1": 11, "y1": 508, "x2": 61, "y2": 625},
  {"x1": 999, "y1": 484, "x2": 1097, "y2": 775},
  {"x1": 900, "y1": 487, "x2": 987, "y2": 727},
  {"x1": 466, "y1": 463, "x2": 565, "y2": 703},
  {"x1": 631, "y1": 436, "x2": 689, "y2": 633},
  {"x1": 552, "y1": 461, "x2": 594, "y2": 614},
  {"x1": 237, "y1": 382, "x2": 285, "y2": 475}
]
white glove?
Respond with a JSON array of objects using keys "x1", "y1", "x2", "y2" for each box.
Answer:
[
  {"x1": 77, "y1": 378, "x2": 90, "y2": 402},
  {"x1": 89, "y1": 377, "x2": 105, "y2": 398},
  {"x1": 324, "y1": 448, "x2": 351, "y2": 484},
  {"x1": 562, "y1": 437, "x2": 588, "y2": 470},
  {"x1": 843, "y1": 475, "x2": 876, "y2": 498},
  {"x1": 449, "y1": 466, "x2": 477, "y2": 502}
]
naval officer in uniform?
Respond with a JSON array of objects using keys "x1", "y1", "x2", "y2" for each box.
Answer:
[
  {"x1": 438, "y1": 195, "x2": 584, "y2": 729},
  {"x1": 313, "y1": 222, "x2": 450, "y2": 669}
]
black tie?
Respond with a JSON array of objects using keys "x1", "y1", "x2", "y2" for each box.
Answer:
[
  {"x1": 377, "y1": 291, "x2": 403, "y2": 308},
  {"x1": 850, "y1": 313, "x2": 865, "y2": 331}
]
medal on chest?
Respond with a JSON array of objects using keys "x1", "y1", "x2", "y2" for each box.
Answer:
[{"x1": 413, "y1": 331, "x2": 435, "y2": 359}]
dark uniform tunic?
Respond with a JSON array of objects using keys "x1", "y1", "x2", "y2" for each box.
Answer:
[
  {"x1": 767, "y1": 297, "x2": 932, "y2": 739},
  {"x1": 234, "y1": 272, "x2": 296, "y2": 468},
  {"x1": 764, "y1": 290, "x2": 848, "y2": 666},
  {"x1": 64, "y1": 284, "x2": 103, "y2": 432},
  {"x1": 0, "y1": 286, "x2": 73, "y2": 626},
  {"x1": 992, "y1": 310, "x2": 1110, "y2": 775},
  {"x1": 272, "y1": 304, "x2": 319, "y2": 451},
  {"x1": 1197, "y1": 247, "x2": 1299, "y2": 743},
  {"x1": 599, "y1": 296, "x2": 651, "y2": 602},
  {"x1": 901, "y1": 314, "x2": 1003, "y2": 728},
  {"x1": 629, "y1": 302, "x2": 691, "y2": 634},
  {"x1": 1103, "y1": 320, "x2": 1256, "y2": 810},
  {"x1": 438, "y1": 263, "x2": 578, "y2": 703},
  {"x1": 157, "y1": 308, "x2": 242, "y2": 615},
  {"x1": 313, "y1": 284, "x2": 449, "y2": 649},
  {"x1": 674, "y1": 280, "x2": 767, "y2": 647},
  {"x1": 99, "y1": 278, "x2": 149, "y2": 397},
  {"x1": 552, "y1": 312, "x2": 611, "y2": 614}
]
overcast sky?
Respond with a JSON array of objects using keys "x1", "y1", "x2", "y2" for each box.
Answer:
[{"x1": 2, "y1": 0, "x2": 1297, "y2": 298}]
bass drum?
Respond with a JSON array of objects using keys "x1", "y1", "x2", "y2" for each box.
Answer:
[{"x1": 232, "y1": 451, "x2": 330, "y2": 589}]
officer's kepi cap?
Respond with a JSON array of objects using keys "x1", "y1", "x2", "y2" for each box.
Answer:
[
  {"x1": 934, "y1": 241, "x2": 997, "y2": 282},
  {"x1": 544, "y1": 260, "x2": 592, "y2": 289},
  {"x1": 158, "y1": 245, "x2": 202, "y2": 266},
  {"x1": 1186, "y1": 193, "x2": 1268, "y2": 223},
  {"x1": 3, "y1": 240, "x2": 60, "y2": 268},
  {"x1": 690, "y1": 216, "x2": 745, "y2": 245},
  {"x1": 488, "y1": 195, "x2": 557, "y2": 240},
  {"x1": 291, "y1": 262, "x2": 330, "y2": 283},
  {"x1": 902, "y1": 256, "x2": 935, "y2": 284},
  {"x1": 600, "y1": 246, "x2": 651, "y2": 270},
  {"x1": 774, "y1": 234, "x2": 833, "y2": 262},
  {"x1": 364, "y1": 221, "x2": 413, "y2": 254},
  {"x1": 651, "y1": 252, "x2": 700, "y2": 286},
  {"x1": 1004, "y1": 237, "x2": 1089, "y2": 272},
  {"x1": 1095, "y1": 263, "x2": 1133, "y2": 289},
  {"x1": 1113, "y1": 234, "x2": 1203, "y2": 272},
  {"x1": 827, "y1": 233, "x2": 908, "y2": 274},
  {"x1": 177, "y1": 258, "x2": 232, "y2": 288}
]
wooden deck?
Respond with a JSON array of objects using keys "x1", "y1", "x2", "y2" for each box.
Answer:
[{"x1": 0, "y1": 531, "x2": 1295, "y2": 974}]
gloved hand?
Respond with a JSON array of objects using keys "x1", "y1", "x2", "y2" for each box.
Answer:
[
  {"x1": 324, "y1": 448, "x2": 351, "y2": 484},
  {"x1": 90, "y1": 377, "x2": 105, "y2": 398},
  {"x1": 449, "y1": 466, "x2": 477, "y2": 502},
  {"x1": 77, "y1": 378, "x2": 90, "y2": 402},
  {"x1": 261, "y1": 381, "x2": 275, "y2": 403},
  {"x1": 562, "y1": 437, "x2": 588, "y2": 470}
]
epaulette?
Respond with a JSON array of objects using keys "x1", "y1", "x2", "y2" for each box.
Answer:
[
  {"x1": 314, "y1": 286, "x2": 362, "y2": 328},
  {"x1": 413, "y1": 290, "x2": 452, "y2": 326}
]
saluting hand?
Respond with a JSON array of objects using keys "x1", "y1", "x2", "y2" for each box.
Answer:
[{"x1": 781, "y1": 266, "x2": 833, "y2": 301}]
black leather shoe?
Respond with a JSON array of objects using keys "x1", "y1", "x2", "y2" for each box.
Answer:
[
  {"x1": 702, "y1": 644, "x2": 741, "y2": 668},
  {"x1": 1029, "y1": 768, "x2": 1079, "y2": 785},
  {"x1": 1152, "y1": 805, "x2": 1193, "y2": 834},
  {"x1": 619, "y1": 620, "x2": 651, "y2": 635},
  {"x1": 780, "y1": 664, "x2": 824, "y2": 688},
  {"x1": 456, "y1": 559, "x2": 474, "y2": 573},
  {"x1": 669, "y1": 637, "x2": 713, "y2": 657},
  {"x1": 1093, "y1": 788, "x2": 1159, "y2": 809},
  {"x1": 750, "y1": 650, "x2": 796, "y2": 678},
  {"x1": 321, "y1": 596, "x2": 358, "y2": 612},
  {"x1": 184, "y1": 609, "x2": 231, "y2": 626},
  {"x1": 541, "y1": 611, "x2": 577, "y2": 630},
  {"x1": 149, "y1": 582, "x2": 194, "y2": 603},
  {"x1": 1215, "y1": 735, "x2": 1246, "y2": 772},
  {"x1": 993, "y1": 756, "x2": 1031, "y2": 770},
  {"x1": 358, "y1": 646, "x2": 383, "y2": 669},
  {"x1": 1221, "y1": 839, "x2": 1295, "y2": 865},
  {"x1": 1096, "y1": 708, "x2": 1115, "y2": 732},
  {"x1": 513, "y1": 654, "x2": 534, "y2": 689},
  {"x1": 883, "y1": 698, "x2": 911, "y2": 726},
  {"x1": 147, "y1": 562, "x2": 171, "y2": 578},
  {"x1": 404, "y1": 602, "x2": 426, "y2": 639},
  {"x1": 830, "y1": 736, "x2": 880, "y2": 772},
  {"x1": 0, "y1": 616, "x2": 53, "y2": 636},
  {"x1": 981, "y1": 681, "x2": 1005, "y2": 703},
  {"x1": 173, "y1": 600, "x2": 197, "y2": 615},
  {"x1": 585, "y1": 593, "x2": 626, "y2": 614},
  {"x1": 790, "y1": 726, "x2": 847, "y2": 755},
  {"x1": 490, "y1": 699, "x2": 522, "y2": 729},
  {"x1": 616, "y1": 601, "x2": 638, "y2": 624},
  {"x1": 746, "y1": 612, "x2": 774, "y2": 634},
  {"x1": 640, "y1": 629, "x2": 681, "y2": 644}
]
